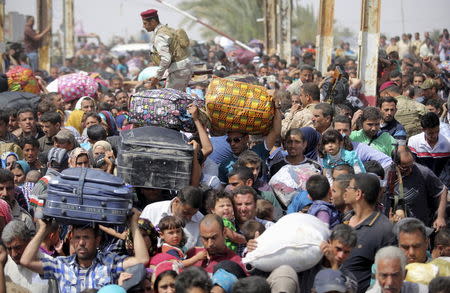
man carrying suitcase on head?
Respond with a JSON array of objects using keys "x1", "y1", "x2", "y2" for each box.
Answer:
[
  {"x1": 20, "y1": 208, "x2": 150, "y2": 292},
  {"x1": 141, "y1": 9, "x2": 192, "y2": 90}
]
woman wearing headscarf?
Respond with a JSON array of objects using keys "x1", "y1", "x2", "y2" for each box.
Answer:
[
  {"x1": 11, "y1": 160, "x2": 30, "y2": 186},
  {"x1": 98, "y1": 110, "x2": 119, "y2": 136},
  {"x1": 66, "y1": 109, "x2": 88, "y2": 135},
  {"x1": 300, "y1": 127, "x2": 321, "y2": 161},
  {"x1": 92, "y1": 140, "x2": 115, "y2": 174},
  {"x1": 74, "y1": 96, "x2": 96, "y2": 113},
  {"x1": 1, "y1": 152, "x2": 19, "y2": 170},
  {"x1": 68, "y1": 147, "x2": 91, "y2": 168}
]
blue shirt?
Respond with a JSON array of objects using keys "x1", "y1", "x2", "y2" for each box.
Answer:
[{"x1": 41, "y1": 252, "x2": 127, "y2": 293}]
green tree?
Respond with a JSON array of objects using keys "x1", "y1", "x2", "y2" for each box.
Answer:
[{"x1": 178, "y1": 0, "x2": 353, "y2": 46}]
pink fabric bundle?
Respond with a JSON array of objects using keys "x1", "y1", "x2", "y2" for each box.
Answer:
[
  {"x1": 57, "y1": 72, "x2": 98, "y2": 102},
  {"x1": 0, "y1": 199, "x2": 12, "y2": 224}
]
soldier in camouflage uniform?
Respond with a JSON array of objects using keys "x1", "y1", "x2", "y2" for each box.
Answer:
[{"x1": 141, "y1": 9, "x2": 192, "y2": 91}]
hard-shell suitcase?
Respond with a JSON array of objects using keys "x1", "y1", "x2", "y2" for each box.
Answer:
[
  {"x1": 44, "y1": 168, "x2": 133, "y2": 225},
  {"x1": 117, "y1": 126, "x2": 193, "y2": 190}
]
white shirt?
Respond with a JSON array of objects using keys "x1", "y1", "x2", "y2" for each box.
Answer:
[
  {"x1": 4, "y1": 253, "x2": 58, "y2": 293},
  {"x1": 141, "y1": 199, "x2": 204, "y2": 250}
]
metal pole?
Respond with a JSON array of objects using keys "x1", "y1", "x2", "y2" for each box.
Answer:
[
  {"x1": 315, "y1": 0, "x2": 334, "y2": 74},
  {"x1": 154, "y1": 0, "x2": 255, "y2": 52},
  {"x1": 264, "y1": 0, "x2": 277, "y2": 55},
  {"x1": 0, "y1": 0, "x2": 5, "y2": 73},
  {"x1": 64, "y1": 0, "x2": 75, "y2": 59},
  {"x1": 37, "y1": 0, "x2": 52, "y2": 72},
  {"x1": 357, "y1": 0, "x2": 381, "y2": 97},
  {"x1": 278, "y1": 0, "x2": 292, "y2": 61}
]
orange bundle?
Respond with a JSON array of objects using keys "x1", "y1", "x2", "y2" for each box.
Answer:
[
  {"x1": 205, "y1": 77, "x2": 274, "y2": 135},
  {"x1": 6, "y1": 66, "x2": 40, "y2": 94}
]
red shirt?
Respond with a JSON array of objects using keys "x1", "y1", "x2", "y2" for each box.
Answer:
[{"x1": 186, "y1": 247, "x2": 246, "y2": 274}]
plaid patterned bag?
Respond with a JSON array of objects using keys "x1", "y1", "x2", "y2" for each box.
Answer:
[
  {"x1": 129, "y1": 88, "x2": 205, "y2": 132},
  {"x1": 205, "y1": 77, "x2": 274, "y2": 135}
]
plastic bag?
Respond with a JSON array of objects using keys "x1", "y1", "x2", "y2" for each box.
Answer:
[
  {"x1": 242, "y1": 213, "x2": 330, "y2": 272},
  {"x1": 405, "y1": 263, "x2": 438, "y2": 284}
]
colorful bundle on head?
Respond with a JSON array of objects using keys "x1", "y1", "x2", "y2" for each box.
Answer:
[{"x1": 6, "y1": 66, "x2": 40, "y2": 94}]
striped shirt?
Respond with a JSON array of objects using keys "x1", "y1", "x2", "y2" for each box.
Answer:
[{"x1": 41, "y1": 252, "x2": 127, "y2": 293}]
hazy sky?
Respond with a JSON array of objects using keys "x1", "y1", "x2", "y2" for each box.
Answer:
[{"x1": 6, "y1": 0, "x2": 450, "y2": 44}]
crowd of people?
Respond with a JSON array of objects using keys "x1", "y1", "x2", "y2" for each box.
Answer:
[{"x1": 0, "y1": 7, "x2": 448, "y2": 293}]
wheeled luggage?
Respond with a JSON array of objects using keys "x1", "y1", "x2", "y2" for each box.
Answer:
[
  {"x1": 117, "y1": 126, "x2": 193, "y2": 190},
  {"x1": 129, "y1": 88, "x2": 205, "y2": 132},
  {"x1": 44, "y1": 168, "x2": 133, "y2": 225}
]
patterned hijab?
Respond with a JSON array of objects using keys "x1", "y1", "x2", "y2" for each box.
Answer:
[{"x1": 0, "y1": 199, "x2": 12, "y2": 223}]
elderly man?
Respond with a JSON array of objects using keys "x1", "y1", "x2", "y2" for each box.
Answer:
[
  {"x1": 366, "y1": 246, "x2": 428, "y2": 293},
  {"x1": 186, "y1": 214, "x2": 246, "y2": 274},
  {"x1": 20, "y1": 209, "x2": 149, "y2": 292},
  {"x1": 141, "y1": 9, "x2": 192, "y2": 90},
  {"x1": 312, "y1": 103, "x2": 333, "y2": 134},
  {"x1": 2, "y1": 221, "x2": 57, "y2": 292},
  {"x1": 141, "y1": 186, "x2": 204, "y2": 249}
]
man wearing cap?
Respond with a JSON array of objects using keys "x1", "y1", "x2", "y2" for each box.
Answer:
[
  {"x1": 29, "y1": 148, "x2": 69, "y2": 213},
  {"x1": 312, "y1": 269, "x2": 357, "y2": 293},
  {"x1": 53, "y1": 129, "x2": 78, "y2": 152},
  {"x1": 420, "y1": 78, "x2": 439, "y2": 102},
  {"x1": 141, "y1": 9, "x2": 192, "y2": 90},
  {"x1": 379, "y1": 81, "x2": 426, "y2": 138}
]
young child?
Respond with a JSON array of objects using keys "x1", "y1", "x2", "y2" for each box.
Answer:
[
  {"x1": 256, "y1": 199, "x2": 274, "y2": 222},
  {"x1": 319, "y1": 130, "x2": 365, "y2": 182},
  {"x1": 208, "y1": 191, "x2": 246, "y2": 251},
  {"x1": 157, "y1": 216, "x2": 207, "y2": 267},
  {"x1": 240, "y1": 220, "x2": 266, "y2": 242},
  {"x1": 306, "y1": 174, "x2": 341, "y2": 228}
]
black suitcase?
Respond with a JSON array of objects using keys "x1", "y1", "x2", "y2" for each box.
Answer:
[
  {"x1": 44, "y1": 168, "x2": 133, "y2": 225},
  {"x1": 117, "y1": 126, "x2": 193, "y2": 190}
]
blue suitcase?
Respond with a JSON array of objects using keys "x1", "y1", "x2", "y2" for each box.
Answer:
[{"x1": 44, "y1": 168, "x2": 133, "y2": 225}]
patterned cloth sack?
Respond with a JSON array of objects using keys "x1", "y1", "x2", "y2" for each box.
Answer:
[
  {"x1": 57, "y1": 72, "x2": 98, "y2": 102},
  {"x1": 129, "y1": 88, "x2": 205, "y2": 132},
  {"x1": 205, "y1": 77, "x2": 274, "y2": 135},
  {"x1": 6, "y1": 66, "x2": 40, "y2": 94}
]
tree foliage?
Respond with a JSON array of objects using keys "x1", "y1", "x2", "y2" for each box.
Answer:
[{"x1": 178, "y1": 0, "x2": 353, "y2": 45}]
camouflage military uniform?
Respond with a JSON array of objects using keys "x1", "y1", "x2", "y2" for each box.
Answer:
[{"x1": 150, "y1": 24, "x2": 192, "y2": 90}]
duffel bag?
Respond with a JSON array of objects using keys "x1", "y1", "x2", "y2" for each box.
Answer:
[
  {"x1": 129, "y1": 88, "x2": 205, "y2": 132},
  {"x1": 117, "y1": 126, "x2": 193, "y2": 190},
  {"x1": 44, "y1": 168, "x2": 133, "y2": 225},
  {"x1": 242, "y1": 213, "x2": 330, "y2": 272},
  {"x1": 205, "y1": 77, "x2": 274, "y2": 135}
]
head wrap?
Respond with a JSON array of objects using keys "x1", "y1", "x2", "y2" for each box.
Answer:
[
  {"x1": 0, "y1": 199, "x2": 12, "y2": 224},
  {"x1": 99, "y1": 111, "x2": 118, "y2": 136},
  {"x1": 66, "y1": 110, "x2": 85, "y2": 133},
  {"x1": 300, "y1": 127, "x2": 321, "y2": 160},
  {"x1": 74, "y1": 96, "x2": 96, "y2": 111},
  {"x1": 92, "y1": 140, "x2": 112, "y2": 153},
  {"x1": 212, "y1": 269, "x2": 238, "y2": 293},
  {"x1": 1, "y1": 152, "x2": 19, "y2": 169},
  {"x1": 68, "y1": 147, "x2": 90, "y2": 168},
  {"x1": 125, "y1": 218, "x2": 159, "y2": 256},
  {"x1": 15, "y1": 160, "x2": 30, "y2": 175}
]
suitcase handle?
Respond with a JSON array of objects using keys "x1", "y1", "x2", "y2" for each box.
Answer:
[{"x1": 76, "y1": 168, "x2": 88, "y2": 205}]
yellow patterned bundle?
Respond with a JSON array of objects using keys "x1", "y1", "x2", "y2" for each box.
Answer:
[{"x1": 205, "y1": 77, "x2": 274, "y2": 135}]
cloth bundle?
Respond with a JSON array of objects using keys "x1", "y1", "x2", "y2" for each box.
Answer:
[
  {"x1": 205, "y1": 77, "x2": 274, "y2": 135},
  {"x1": 243, "y1": 213, "x2": 330, "y2": 272},
  {"x1": 56, "y1": 72, "x2": 98, "y2": 102},
  {"x1": 6, "y1": 66, "x2": 40, "y2": 94}
]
